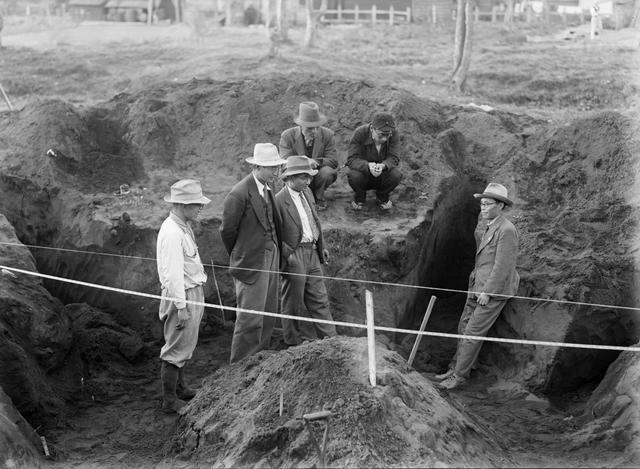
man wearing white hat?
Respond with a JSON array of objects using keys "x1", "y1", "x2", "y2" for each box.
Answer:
[
  {"x1": 275, "y1": 155, "x2": 337, "y2": 346},
  {"x1": 157, "y1": 179, "x2": 210, "y2": 413},
  {"x1": 279, "y1": 102, "x2": 339, "y2": 210},
  {"x1": 220, "y1": 143, "x2": 287, "y2": 363},
  {"x1": 438, "y1": 183, "x2": 520, "y2": 390}
]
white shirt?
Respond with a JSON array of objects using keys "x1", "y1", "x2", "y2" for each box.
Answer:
[
  {"x1": 253, "y1": 173, "x2": 270, "y2": 199},
  {"x1": 156, "y1": 213, "x2": 207, "y2": 310},
  {"x1": 286, "y1": 186, "x2": 316, "y2": 243}
]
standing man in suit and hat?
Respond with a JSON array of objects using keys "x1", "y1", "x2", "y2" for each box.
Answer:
[
  {"x1": 220, "y1": 143, "x2": 287, "y2": 363},
  {"x1": 157, "y1": 179, "x2": 210, "y2": 413},
  {"x1": 437, "y1": 183, "x2": 520, "y2": 390},
  {"x1": 275, "y1": 155, "x2": 337, "y2": 346},
  {"x1": 279, "y1": 102, "x2": 339, "y2": 211},
  {"x1": 346, "y1": 111, "x2": 403, "y2": 211}
]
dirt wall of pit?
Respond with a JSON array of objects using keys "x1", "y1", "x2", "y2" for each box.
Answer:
[{"x1": 0, "y1": 74, "x2": 638, "y2": 398}]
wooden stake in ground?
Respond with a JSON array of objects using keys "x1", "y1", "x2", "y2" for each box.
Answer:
[
  {"x1": 365, "y1": 289, "x2": 376, "y2": 387},
  {"x1": 0, "y1": 83, "x2": 13, "y2": 111},
  {"x1": 407, "y1": 295, "x2": 437, "y2": 368}
]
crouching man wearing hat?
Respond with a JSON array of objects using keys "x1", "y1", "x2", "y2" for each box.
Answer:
[
  {"x1": 346, "y1": 112, "x2": 403, "y2": 211},
  {"x1": 279, "y1": 102, "x2": 339, "y2": 210},
  {"x1": 220, "y1": 143, "x2": 287, "y2": 363},
  {"x1": 437, "y1": 183, "x2": 520, "y2": 390},
  {"x1": 157, "y1": 179, "x2": 210, "y2": 413},
  {"x1": 275, "y1": 156, "x2": 337, "y2": 346}
]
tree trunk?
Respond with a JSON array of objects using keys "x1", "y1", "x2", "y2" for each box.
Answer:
[
  {"x1": 632, "y1": 0, "x2": 640, "y2": 27},
  {"x1": 276, "y1": 0, "x2": 288, "y2": 41},
  {"x1": 225, "y1": 0, "x2": 233, "y2": 26},
  {"x1": 451, "y1": 0, "x2": 474, "y2": 92},
  {"x1": 504, "y1": 0, "x2": 514, "y2": 23},
  {"x1": 304, "y1": 0, "x2": 327, "y2": 48},
  {"x1": 541, "y1": 0, "x2": 550, "y2": 23},
  {"x1": 452, "y1": 0, "x2": 465, "y2": 71}
]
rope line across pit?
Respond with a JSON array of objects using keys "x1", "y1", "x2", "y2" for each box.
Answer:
[
  {"x1": 1, "y1": 240, "x2": 639, "y2": 313},
  {"x1": 1, "y1": 263, "x2": 638, "y2": 354}
]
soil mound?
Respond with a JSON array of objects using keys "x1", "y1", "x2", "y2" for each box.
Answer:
[{"x1": 173, "y1": 337, "x2": 512, "y2": 468}]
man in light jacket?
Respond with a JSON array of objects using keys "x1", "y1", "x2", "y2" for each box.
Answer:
[
  {"x1": 157, "y1": 179, "x2": 210, "y2": 413},
  {"x1": 437, "y1": 183, "x2": 520, "y2": 390}
]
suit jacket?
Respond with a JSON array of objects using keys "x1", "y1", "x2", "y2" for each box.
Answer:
[
  {"x1": 220, "y1": 174, "x2": 282, "y2": 284},
  {"x1": 346, "y1": 123, "x2": 400, "y2": 173},
  {"x1": 279, "y1": 126, "x2": 339, "y2": 169},
  {"x1": 469, "y1": 213, "x2": 519, "y2": 297},
  {"x1": 274, "y1": 186, "x2": 327, "y2": 264}
]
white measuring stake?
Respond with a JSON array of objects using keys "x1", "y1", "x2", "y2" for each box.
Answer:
[
  {"x1": 365, "y1": 290, "x2": 376, "y2": 387},
  {"x1": 279, "y1": 389, "x2": 284, "y2": 416},
  {"x1": 408, "y1": 295, "x2": 437, "y2": 368}
]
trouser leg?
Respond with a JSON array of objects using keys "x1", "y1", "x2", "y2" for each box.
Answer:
[
  {"x1": 304, "y1": 250, "x2": 336, "y2": 338},
  {"x1": 454, "y1": 298, "x2": 507, "y2": 378},
  {"x1": 374, "y1": 167, "x2": 403, "y2": 204},
  {"x1": 346, "y1": 168, "x2": 370, "y2": 204},
  {"x1": 159, "y1": 286, "x2": 205, "y2": 367},
  {"x1": 281, "y1": 247, "x2": 309, "y2": 345},
  {"x1": 230, "y1": 246, "x2": 279, "y2": 363},
  {"x1": 310, "y1": 166, "x2": 338, "y2": 202}
]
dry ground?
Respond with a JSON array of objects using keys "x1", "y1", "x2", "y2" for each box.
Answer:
[{"x1": 1, "y1": 14, "x2": 639, "y2": 468}]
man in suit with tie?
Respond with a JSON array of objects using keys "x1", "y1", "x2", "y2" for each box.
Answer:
[
  {"x1": 279, "y1": 102, "x2": 339, "y2": 210},
  {"x1": 275, "y1": 156, "x2": 337, "y2": 346},
  {"x1": 220, "y1": 143, "x2": 287, "y2": 363},
  {"x1": 437, "y1": 183, "x2": 520, "y2": 390}
]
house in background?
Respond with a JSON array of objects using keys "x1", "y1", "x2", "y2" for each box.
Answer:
[{"x1": 67, "y1": 0, "x2": 109, "y2": 20}]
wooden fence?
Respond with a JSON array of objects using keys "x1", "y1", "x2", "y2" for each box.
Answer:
[{"x1": 321, "y1": 5, "x2": 412, "y2": 25}]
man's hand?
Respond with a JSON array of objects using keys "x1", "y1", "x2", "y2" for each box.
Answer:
[
  {"x1": 322, "y1": 248, "x2": 330, "y2": 264},
  {"x1": 176, "y1": 307, "x2": 190, "y2": 330},
  {"x1": 368, "y1": 162, "x2": 382, "y2": 178},
  {"x1": 311, "y1": 159, "x2": 320, "y2": 169},
  {"x1": 477, "y1": 293, "x2": 490, "y2": 306}
]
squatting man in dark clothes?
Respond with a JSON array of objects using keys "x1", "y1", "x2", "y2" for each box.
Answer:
[
  {"x1": 346, "y1": 112, "x2": 403, "y2": 211},
  {"x1": 437, "y1": 183, "x2": 520, "y2": 390},
  {"x1": 275, "y1": 155, "x2": 338, "y2": 346},
  {"x1": 279, "y1": 101, "x2": 339, "y2": 210},
  {"x1": 220, "y1": 143, "x2": 287, "y2": 364},
  {"x1": 156, "y1": 179, "x2": 210, "y2": 413}
]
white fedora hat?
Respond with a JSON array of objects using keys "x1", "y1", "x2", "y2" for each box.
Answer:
[
  {"x1": 245, "y1": 143, "x2": 288, "y2": 167},
  {"x1": 164, "y1": 179, "x2": 211, "y2": 204},
  {"x1": 474, "y1": 182, "x2": 513, "y2": 205}
]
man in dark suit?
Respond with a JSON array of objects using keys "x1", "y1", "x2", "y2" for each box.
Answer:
[
  {"x1": 275, "y1": 155, "x2": 337, "y2": 345},
  {"x1": 279, "y1": 102, "x2": 339, "y2": 210},
  {"x1": 346, "y1": 112, "x2": 403, "y2": 211},
  {"x1": 437, "y1": 183, "x2": 520, "y2": 390},
  {"x1": 220, "y1": 143, "x2": 287, "y2": 363}
]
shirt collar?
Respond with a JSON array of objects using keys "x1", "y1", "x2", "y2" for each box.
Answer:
[
  {"x1": 253, "y1": 173, "x2": 269, "y2": 194},
  {"x1": 286, "y1": 185, "x2": 302, "y2": 199},
  {"x1": 169, "y1": 211, "x2": 190, "y2": 232}
]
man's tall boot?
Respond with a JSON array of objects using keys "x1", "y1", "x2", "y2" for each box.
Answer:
[
  {"x1": 177, "y1": 366, "x2": 197, "y2": 400},
  {"x1": 161, "y1": 361, "x2": 186, "y2": 414}
]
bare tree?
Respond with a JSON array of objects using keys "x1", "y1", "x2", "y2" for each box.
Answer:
[
  {"x1": 304, "y1": 0, "x2": 327, "y2": 48},
  {"x1": 225, "y1": 0, "x2": 233, "y2": 26},
  {"x1": 632, "y1": 0, "x2": 640, "y2": 27},
  {"x1": 276, "y1": 0, "x2": 288, "y2": 41},
  {"x1": 504, "y1": 0, "x2": 515, "y2": 23},
  {"x1": 451, "y1": 0, "x2": 474, "y2": 92}
]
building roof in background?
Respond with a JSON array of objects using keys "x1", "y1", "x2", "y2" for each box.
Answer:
[
  {"x1": 68, "y1": 0, "x2": 108, "y2": 6},
  {"x1": 105, "y1": 0, "x2": 157, "y2": 8}
]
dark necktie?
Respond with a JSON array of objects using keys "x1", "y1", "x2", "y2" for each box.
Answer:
[{"x1": 300, "y1": 193, "x2": 319, "y2": 241}]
